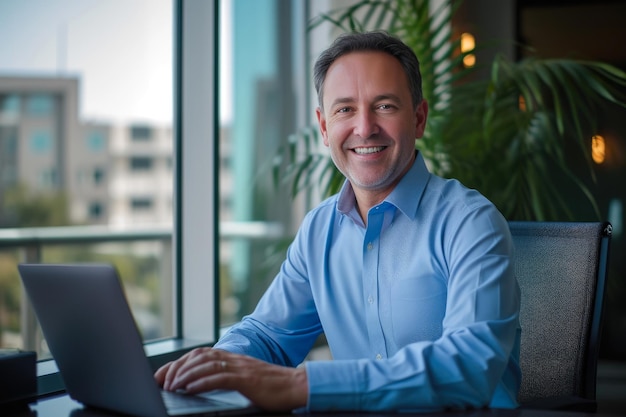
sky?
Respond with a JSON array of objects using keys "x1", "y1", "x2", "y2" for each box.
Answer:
[{"x1": 0, "y1": 0, "x2": 231, "y2": 126}]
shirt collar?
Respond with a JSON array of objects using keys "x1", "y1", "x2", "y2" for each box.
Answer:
[{"x1": 337, "y1": 151, "x2": 430, "y2": 221}]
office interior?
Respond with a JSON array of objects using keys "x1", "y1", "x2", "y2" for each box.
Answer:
[{"x1": 0, "y1": 0, "x2": 625, "y2": 415}]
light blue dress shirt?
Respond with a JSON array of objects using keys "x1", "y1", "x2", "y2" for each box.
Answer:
[{"x1": 215, "y1": 152, "x2": 521, "y2": 411}]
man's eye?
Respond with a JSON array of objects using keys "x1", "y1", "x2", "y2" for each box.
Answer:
[
  {"x1": 378, "y1": 104, "x2": 393, "y2": 110},
  {"x1": 337, "y1": 107, "x2": 351, "y2": 113}
]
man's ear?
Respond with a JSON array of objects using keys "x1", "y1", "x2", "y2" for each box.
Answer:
[
  {"x1": 414, "y1": 99, "x2": 429, "y2": 139},
  {"x1": 316, "y1": 107, "x2": 330, "y2": 147}
]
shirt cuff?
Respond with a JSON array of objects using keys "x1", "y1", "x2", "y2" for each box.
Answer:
[{"x1": 304, "y1": 360, "x2": 362, "y2": 411}]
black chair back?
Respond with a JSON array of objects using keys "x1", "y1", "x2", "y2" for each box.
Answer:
[{"x1": 509, "y1": 221, "x2": 612, "y2": 411}]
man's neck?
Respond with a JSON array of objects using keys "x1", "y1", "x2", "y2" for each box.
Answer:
[{"x1": 353, "y1": 187, "x2": 393, "y2": 226}]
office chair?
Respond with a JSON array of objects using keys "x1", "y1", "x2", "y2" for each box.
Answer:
[{"x1": 509, "y1": 221, "x2": 612, "y2": 412}]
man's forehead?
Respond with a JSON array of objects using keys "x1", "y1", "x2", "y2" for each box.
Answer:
[{"x1": 322, "y1": 51, "x2": 409, "y2": 105}]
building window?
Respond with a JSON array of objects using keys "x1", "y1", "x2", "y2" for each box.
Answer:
[
  {"x1": 30, "y1": 130, "x2": 53, "y2": 153},
  {"x1": 0, "y1": 94, "x2": 21, "y2": 120},
  {"x1": 26, "y1": 94, "x2": 54, "y2": 117},
  {"x1": 87, "y1": 131, "x2": 106, "y2": 152},
  {"x1": 130, "y1": 125, "x2": 152, "y2": 141},
  {"x1": 131, "y1": 197, "x2": 153, "y2": 210},
  {"x1": 39, "y1": 168, "x2": 58, "y2": 188},
  {"x1": 130, "y1": 156, "x2": 153, "y2": 171},
  {"x1": 88, "y1": 202, "x2": 104, "y2": 219},
  {"x1": 93, "y1": 167, "x2": 105, "y2": 185},
  {"x1": 1, "y1": 126, "x2": 18, "y2": 153}
]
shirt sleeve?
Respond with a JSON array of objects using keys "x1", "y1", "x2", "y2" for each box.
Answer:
[
  {"x1": 304, "y1": 204, "x2": 521, "y2": 411},
  {"x1": 213, "y1": 213, "x2": 324, "y2": 367}
]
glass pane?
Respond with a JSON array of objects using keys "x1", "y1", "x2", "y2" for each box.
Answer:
[
  {"x1": 218, "y1": 0, "x2": 309, "y2": 326},
  {"x1": 0, "y1": 0, "x2": 173, "y2": 358}
]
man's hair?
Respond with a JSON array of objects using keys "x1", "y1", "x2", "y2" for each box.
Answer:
[{"x1": 313, "y1": 31, "x2": 423, "y2": 110}]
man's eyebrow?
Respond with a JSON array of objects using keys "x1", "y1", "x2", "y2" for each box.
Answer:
[
  {"x1": 328, "y1": 97, "x2": 355, "y2": 109},
  {"x1": 328, "y1": 94, "x2": 404, "y2": 109},
  {"x1": 373, "y1": 93, "x2": 403, "y2": 104}
]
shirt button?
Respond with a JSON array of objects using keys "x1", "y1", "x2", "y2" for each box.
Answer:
[
  {"x1": 375, "y1": 354, "x2": 382, "y2": 360},
  {"x1": 367, "y1": 242, "x2": 373, "y2": 250},
  {"x1": 367, "y1": 296, "x2": 374, "y2": 304}
]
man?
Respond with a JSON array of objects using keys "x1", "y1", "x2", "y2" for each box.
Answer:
[{"x1": 155, "y1": 31, "x2": 521, "y2": 412}]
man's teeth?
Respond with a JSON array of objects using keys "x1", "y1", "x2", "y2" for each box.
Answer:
[{"x1": 354, "y1": 146, "x2": 384, "y2": 155}]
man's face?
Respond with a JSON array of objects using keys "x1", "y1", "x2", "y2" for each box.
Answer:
[{"x1": 316, "y1": 51, "x2": 428, "y2": 198}]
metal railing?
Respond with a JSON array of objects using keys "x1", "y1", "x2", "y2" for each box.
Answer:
[{"x1": 0, "y1": 221, "x2": 285, "y2": 355}]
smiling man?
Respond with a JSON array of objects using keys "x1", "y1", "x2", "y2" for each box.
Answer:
[{"x1": 156, "y1": 31, "x2": 521, "y2": 412}]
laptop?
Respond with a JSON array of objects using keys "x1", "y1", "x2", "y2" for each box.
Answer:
[{"x1": 18, "y1": 263, "x2": 256, "y2": 417}]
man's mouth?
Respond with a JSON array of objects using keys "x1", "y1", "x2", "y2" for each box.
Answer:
[{"x1": 353, "y1": 146, "x2": 385, "y2": 155}]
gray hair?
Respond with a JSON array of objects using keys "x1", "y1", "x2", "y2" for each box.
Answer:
[{"x1": 313, "y1": 31, "x2": 423, "y2": 110}]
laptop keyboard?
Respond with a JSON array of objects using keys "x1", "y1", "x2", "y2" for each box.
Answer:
[{"x1": 161, "y1": 390, "x2": 228, "y2": 409}]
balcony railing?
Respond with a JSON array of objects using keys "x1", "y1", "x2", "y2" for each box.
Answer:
[{"x1": 0, "y1": 221, "x2": 285, "y2": 355}]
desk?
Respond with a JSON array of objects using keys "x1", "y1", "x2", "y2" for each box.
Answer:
[{"x1": 3, "y1": 394, "x2": 622, "y2": 417}]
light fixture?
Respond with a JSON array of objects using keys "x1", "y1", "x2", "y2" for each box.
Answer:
[
  {"x1": 591, "y1": 135, "x2": 606, "y2": 164},
  {"x1": 519, "y1": 95, "x2": 526, "y2": 112},
  {"x1": 461, "y1": 32, "x2": 476, "y2": 68}
]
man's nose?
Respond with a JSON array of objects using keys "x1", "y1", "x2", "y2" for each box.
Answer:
[{"x1": 353, "y1": 110, "x2": 379, "y2": 138}]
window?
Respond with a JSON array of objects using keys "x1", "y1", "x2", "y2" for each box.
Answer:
[
  {"x1": 26, "y1": 94, "x2": 54, "y2": 117},
  {"x1": 86, "y1": 131, "x2": 106, "y2": 152},
  {"x1": 0, "y1": 0, "x2": 176, "y2": 374},
  {"x1": 130, "y1": 125, "x2": 153, "y2": 141},
  {"x1": 0, "y1": 0, "x2": 317, "y2": 398},
  {"x1": 38, "y1": 168, "x2": 58, "y2": 188},
  {"x1": 130, "y1": 156, "x2": 153, "y2": 171},
  {"x1": 1, "y1": 127, "x2": 17, "y2": 153},
  {"x1": 0, "y1": 94, "x2": 20, "y2": 120},
  {"x1": 93, "y1": 167, "x2": 105, "y2": 185},
  {"x1": 89, "y1": 201, "x2": 104, "y2": 219},
  {"x1": 30, "y1": 130, "x2": 53, "y2": 153},
  {"x1": 131, "y1": 197, "x2": 153, "y2": 210}
]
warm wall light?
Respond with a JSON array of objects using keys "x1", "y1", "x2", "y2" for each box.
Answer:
[
  {"x1": 591, "y1": 135, "x2": 606, "y2": 164},
  {"x1": 518, "y1": 95, "x2": 526, "y2": 112},
  {"x1": 461, "y1": 32, "x2": 476, "y2": 68}
]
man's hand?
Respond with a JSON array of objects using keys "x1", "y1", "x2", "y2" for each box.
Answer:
[{"x1": 154, "y1": 348, "x2": 308, "y2": 412}]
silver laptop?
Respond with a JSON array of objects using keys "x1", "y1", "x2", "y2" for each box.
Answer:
[{"x1": 18, "y1": 263, "x2": 256, "y2": 417}]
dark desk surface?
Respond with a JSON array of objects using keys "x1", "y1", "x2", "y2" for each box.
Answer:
[{"x1": 4, "y1": 394, "x2": 625, "y2": 417}]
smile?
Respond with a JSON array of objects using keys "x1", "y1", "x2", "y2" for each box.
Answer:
[{"x1": 353, "y1": 146, "x2": 385, "y2": 155}]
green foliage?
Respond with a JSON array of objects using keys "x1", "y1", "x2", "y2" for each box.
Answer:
[
  {"x1": 2, "y1": 183, "x2": 70, "y2": 227},
  {"x1": 274, "y1": 0, "x2": 626, "y2": 221},
  {"x1": 435, "y1": 57, "x2": 626, "y2": 220}
]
